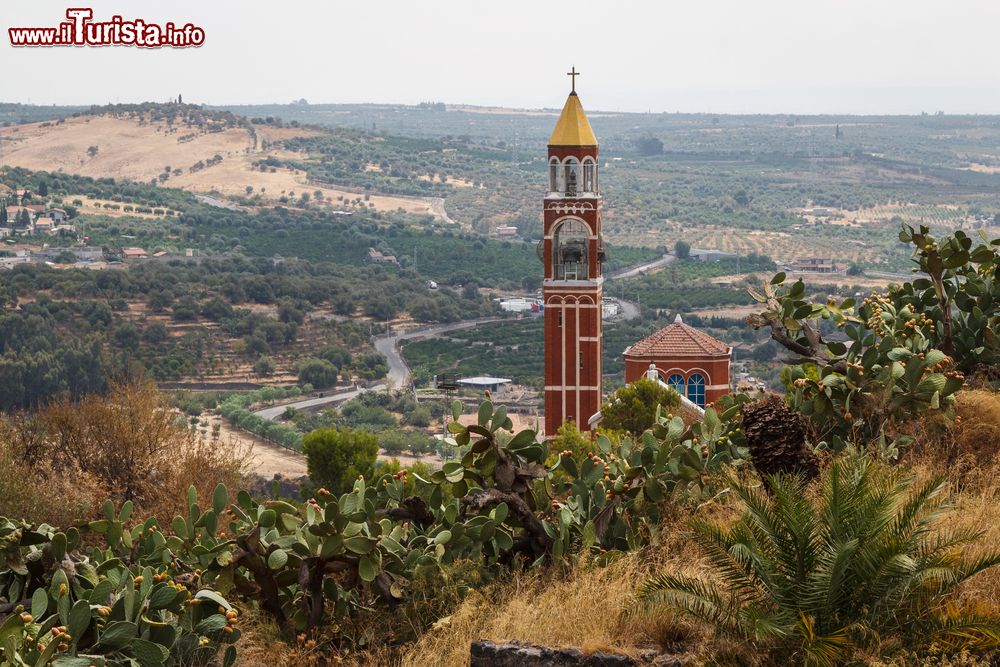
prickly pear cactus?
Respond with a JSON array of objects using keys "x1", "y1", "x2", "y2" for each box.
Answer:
[{"x1": 0, "y1": 508, "x2": 237, "y2": 667}]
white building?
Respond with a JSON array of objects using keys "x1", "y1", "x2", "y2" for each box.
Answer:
[
  {"x1": 497, "y1": 297, "x2": 541, "y2": 313},
  {"x1": 457, "y1": 376, "x2": 512, "y2": 393}
]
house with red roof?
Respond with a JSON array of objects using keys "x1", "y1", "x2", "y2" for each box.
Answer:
[{"x1": 623, "y1": 314, "x2": 732, "y2": 407}]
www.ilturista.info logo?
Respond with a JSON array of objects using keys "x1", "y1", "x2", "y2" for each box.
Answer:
[{"x1": 9, "y1": 8, "x2": 205, "y2": 48}]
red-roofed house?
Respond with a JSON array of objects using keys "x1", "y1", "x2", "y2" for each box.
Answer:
[
  {"x1": 623, "y1": 314, "x2": 732, "y2": 407},
  {"x1": 5, "y1": 205, "x2": 35, "y2": 221}
]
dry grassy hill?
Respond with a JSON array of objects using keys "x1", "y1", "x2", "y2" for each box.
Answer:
[
  {"x1": 0, "y1": 114, "x2": 440, "y2": 216},
  {"x1": 0, "y1": 115, "x2": 249, "y2": 182}
]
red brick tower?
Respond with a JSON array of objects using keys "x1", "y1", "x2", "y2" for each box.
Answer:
[{"x1": 542, "y1": 68, "x2": 604, "y2": 434}]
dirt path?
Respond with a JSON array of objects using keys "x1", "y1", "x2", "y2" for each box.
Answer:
[{"x1": 206, "y1": 413, "x2": 308, "y2": 478}]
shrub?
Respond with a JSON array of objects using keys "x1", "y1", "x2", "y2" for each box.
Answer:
[
  {"x1": 24, "y1": 378, "x2": 252, "y2": 518},
  {"x1": 634, "y1": 452, "x2": 1000, "y2": 664},
  {"x1": 302, "y1": 427, "x2": 379, "y2": 494},
  {"x1": 0, "y1": 504, "x2": 238, "y2": 666},
  {"x1": 0, "y1": 420, "x2": 105, "y2": 526},
  {"x1": 599, "y1": 377, "x2": 680, "y2": 434},
  {"x1": 403, "y1": 404, "x2": 433, "y2": 427}
]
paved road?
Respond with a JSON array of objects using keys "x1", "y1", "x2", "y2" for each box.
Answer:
[
  {"x1": 617, "y1": 298, "x2": 640, "y2": 321},
  {"x1": 253, "y1": 385, "x2": 384, "y2": 420},
  {"x1": 374, "y1": 316, "x2": 505, "y2": 389},
  {"x1": 255, "y1": 317, "x2": 503, "y2": 421},
  {"x1": 429, "y1": 197, "x2": 462, "y2": 228},
  {"x1": 193, "y1": 194, "x2": 250, "y2": 212},
  {"x1": 606, "y1": 253, "x2": 674, "y2": 280},
  {"x1": 603, "y1": 253, "x2": 675, "y2": 321}
]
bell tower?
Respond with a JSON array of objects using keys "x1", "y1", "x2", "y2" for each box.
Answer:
[{"x1": 541, "y1": 68, "x2": 604, "y2": 435}]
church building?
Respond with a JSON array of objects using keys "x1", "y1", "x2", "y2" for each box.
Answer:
[{"x1": 623, "y1": 314, "x2": 732, "y2": 407}]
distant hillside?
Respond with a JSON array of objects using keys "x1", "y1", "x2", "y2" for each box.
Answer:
[
  {"x1": 0, "y1": 105, "x2": 441, "y2": 217},
  {"x1": 0, "y1": 102, "x2": 86, "y2": 126}
]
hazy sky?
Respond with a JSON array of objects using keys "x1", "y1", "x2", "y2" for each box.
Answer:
[{"x1": 4, "y1": 0, "x2": 1000, "y2": 114}]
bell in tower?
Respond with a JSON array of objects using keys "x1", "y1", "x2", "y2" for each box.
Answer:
[{"x1": 565, "y1": 167, "x2": 577, "y2": 196}]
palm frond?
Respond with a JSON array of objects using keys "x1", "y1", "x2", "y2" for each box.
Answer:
[
  {"x1": 689, "y1": 518, "x2": 766, "y2": 605},
  {"x1": 804, "y1": 537, "x2": 859, "y2": 620},
  {"x1": 633, "y1": 572, "x2": 745, "y2": 636},
  {"x1": 634, "y1": 451, "x2": 1000, "y2": 663},
  {"x1": 796, "y1": 612, "x2": 853, "y2": 667},
  {"x1": 923, "y1": 611, "x2": 1000, "y2": 651}
]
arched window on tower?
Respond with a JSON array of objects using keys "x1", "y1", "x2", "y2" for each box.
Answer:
[
  {"x1": 552, "y1": 219, "x2": 589, "y2": 280},
  {"x1": 687, "y1": 374, "x2": 706, "y2": 407},
  {"x1": 582, "y1": 158, "x2": 595, "y2": 193},
  {"x1": 549, "y1": 158, "x2": 560, "y2": 193},
  {"x1": 666, "y1": 374, "x2": 685, "y2": 395},
  {"x1": 564, "y1": 158, "x2": 579, "y2": 196}
]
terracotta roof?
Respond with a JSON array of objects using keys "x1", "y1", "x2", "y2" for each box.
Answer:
[
  {"x1": 625, "y1": 315, "x2": 730, "y2": 358},
  {"x1": 549, "y1": 92, "x2": 598, "y2": 146}
]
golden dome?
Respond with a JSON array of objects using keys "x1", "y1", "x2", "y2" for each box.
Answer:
[{"x1": 548, "y1": 92, "x2": 598, "y2": 147}]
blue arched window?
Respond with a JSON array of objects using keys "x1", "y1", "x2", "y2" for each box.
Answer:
[
  {"x1": 666, "y1": 374, "x2": 685, "y2": 395},
  {"x1": 687, "y1": 374, "x2": 706, "y2": 407}
]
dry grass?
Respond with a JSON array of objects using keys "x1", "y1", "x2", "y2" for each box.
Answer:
[
  {"x1": 905, "y1": 389, "x2": 1000, "y2": 491},
  {"x1": 230, "y1": 608, "x2": 303, "y2": 667},
  {"x1": 903, "y1": 391, "x2": 1000, "y2": 609},
  {"x1": 399, "y1": 507, "x2": 727, "y2": 667},
  {"x1": 0, "y1": 115, "x2": 250, "y2": 182}
]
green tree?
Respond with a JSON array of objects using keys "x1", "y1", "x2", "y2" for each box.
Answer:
[
  {"x1": 0, "y1": 205, "x2": 6, "y2": 226},
  {"x1": 599, "y1": 377, "x2": 680, "y2": 434},
  {"x1": 253, "y1": 355, "x2": 276, "y2": 377},
  {"x1": 302, "y1": 427, "x2": 379, "y2": 494},
  {"x1": 112, "y1": 323, "x2": 140, "y2": 350},
  {"x1": 674, "y1": 240, "x2": 691, "y2": 260},
  {"x1": 142, "y1": 321, "x2": 168, "y2": 344},
  {"x1": 318, "y1": 344, "x2": 352, "y2": 369},
  {"x1": 298, "y1": 357, "x2": 339, "y2": 388},
  {"x1": 403, "y1": 404, "x2": 432, "y2": 427},
  {"x1": 148, "y1": 290, "x2": 173, "y2": 312}
]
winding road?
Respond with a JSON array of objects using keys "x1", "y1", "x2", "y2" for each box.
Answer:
[
  {"x1": 374, "y1": 316, "x2": 504, "y2": 388},
  {"x1": 254, "y1": 316, "x2": 504, "y2": 420},
  {"x1": 252, "y1": 254, "x2": 669, "y2": 422}
]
